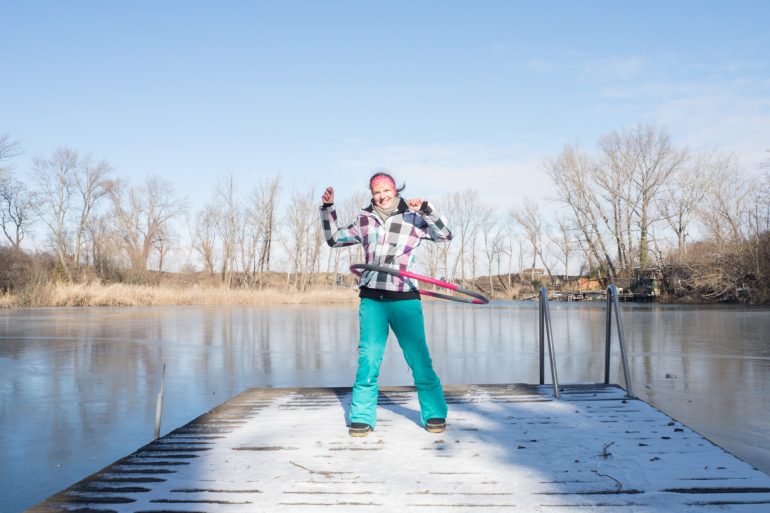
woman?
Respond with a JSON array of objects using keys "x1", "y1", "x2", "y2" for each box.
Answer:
[{"x1": 320, "y1": 171, "x2": 453, "y2": 437}]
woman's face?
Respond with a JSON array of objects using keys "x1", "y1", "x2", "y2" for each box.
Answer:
[{"x1": 371, "y1": 180, "x2": 396, "y2": 209}]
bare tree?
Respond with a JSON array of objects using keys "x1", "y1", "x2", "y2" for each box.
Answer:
[
  {"x1": 762, "y1": 149, "x2": 770, "y2": 170},
  {"x1": 284, "y1": 187, "x2": 322, "y2": 291},
  {"x1": 544, "y1": 145, "x2": 618, "y2": 280},
  {"x1": 545, "y1": 126, "x2": 686, "y2": 280},
  {"x1": 0, "y1": 134, "x2": 21, "y2": 173},
  {"x1": 597, "y1": 132, "x2": 635, "y2": 274},
  {"x1": 193, "y1": 205, "x2": 218, "y2": 274},
  {"x1": 496, "y1": 222, "x2": 517, "y2": 288},
  {"x1": 548, "y1": 214, "x2": 577, "y2": 281},
  {"x1": 510, "y1": 198, "x2": 553, "y2": 281},
  {"x1": 249, "y1": 176, "x2": 280, "y2": 281},
  {"x1": 445, "y1": 189, "x2": 481, "y2": 284},
  {"x1": 72, "y1": 157, "x2": 115, "y2": 268},
  {"x1": 0, "y1": 176, "x2": 35, "y2": 250},
  {"x1": 756, "y1": 165, "x2": 770, "y2": 235},
  {"x1": 32, "y1": 148, "x2": 79, "y2": 280},
  {"x1": 239, "y1": 205, "x2": 260, "y2": 284},
  {"x1": 84, "y1": 212, "x2": 121, "y2": 277},
  {"x1": 478, "y1": 205, "x2": 500, "y2": 294},
  {"x1": 417, "y1": 193, "x2": 455, "y2": 284},
  {"x1": 214, "y1": 174, "x2": 239, "y2": 286},
  {"x1": 757, "y1": 148, "x2": 770, "y2": 233},
  {"x1": 657, "y1": 149, "x2": 714, "y2": 256},
  {"x1": 306, "y1": 201, "x2": 324, "y2": 288},
  {"x1": 110, "y1": 176, "x2": 187, "y2": 275},
  {"x1": 697, "y1": 154, "x2": 757, "y2": 244},
  {"x1": 615, "y1": 125, "x2": 687, "y2": 270},
  {"x1": 492, "y1": 229, "x2": 507, "y2": 284},
  {"x1": 154, "y1": 224, "x2": 174, "y2": 273}
]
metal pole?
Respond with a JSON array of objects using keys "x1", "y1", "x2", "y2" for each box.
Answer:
[
  {"x1": 153, "y1": 363, "x2": 166, "y2": 440},
  {"x1": 543, "y1": 297, "x2": 560, "y2": 399},
  {"x1": 611, "y1": 290, "x2": 635, "y2": 398},
  {"x1": 604, "y1": 286, "x2": 613, "y2": 384},
  {"x1": 538, "y1": 288, "x2": 545, "y2": 385}
]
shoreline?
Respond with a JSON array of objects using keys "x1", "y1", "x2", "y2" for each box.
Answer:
[
  {"x1": 0, "y1": 282, "x2": 360, "y2": 308},
  {"x1": 1, "y1": 282, "x2": 761, "y2": 308}
]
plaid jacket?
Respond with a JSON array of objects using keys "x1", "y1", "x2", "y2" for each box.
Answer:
[{"x1": 320, "y1": 198, "x2": 452, "y2": 293}]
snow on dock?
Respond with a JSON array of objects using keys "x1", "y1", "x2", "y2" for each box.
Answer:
[{"x1": 26, "y1": 384, "x2": 770, "y2": 513}]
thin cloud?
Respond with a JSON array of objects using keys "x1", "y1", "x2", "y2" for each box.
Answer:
[
  {"x1": 523, "y1": 58, "x2": 557, "y2": 73},
  {"x1": 577, "y1": 56, "x2": 648, "y2": 82},
  {"x1": 649, "y1": 92, "x2": 770, "y2": 169},
  {"x1": 599, "y1": 86, "x2": 637, "y2": 99},
  {"x1": 333, "y1": 142, "x2": 553, "y2": 209}
]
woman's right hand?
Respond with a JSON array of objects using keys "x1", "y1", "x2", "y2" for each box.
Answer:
[{"x1": 322, "y1": 186, "x2": 334, "y2": 204}]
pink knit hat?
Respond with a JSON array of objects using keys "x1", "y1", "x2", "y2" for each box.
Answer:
[{"x1": 370, "y1": 173, "x2": 397, "y2": 191}]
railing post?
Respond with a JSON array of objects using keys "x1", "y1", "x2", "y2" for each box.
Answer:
[
  {"x1": 604, "y1": 287, "x2": 613, "y2": 384},
  {"x1": 153, "y1": 363, "x2": 166, "y2": 440},
  {"x1": 538, "y1": 290, "x2": 545, "y2": 385},
  {"x1": 611, "y1": 286, "x2": 634, "y2": 398},
  {"x1": 538, "y1": 287, "x2": 560, "y2": 399},
  {"x1": 605, "y1": 285, "x2": 635, "y2": 398}
]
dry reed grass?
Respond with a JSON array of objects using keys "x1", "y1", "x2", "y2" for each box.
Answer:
[{"x1": 1, "y1": 282, "x2": 358, "y2": 308}]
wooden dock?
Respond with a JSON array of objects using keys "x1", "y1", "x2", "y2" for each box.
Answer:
[{"x1": 26, "y1": 384, "x2": 770, "y2": 512}]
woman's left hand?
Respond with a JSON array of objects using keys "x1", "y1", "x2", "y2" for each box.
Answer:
[{"x1": 406, "y1": 198, "x2": 424, "y2": 211}]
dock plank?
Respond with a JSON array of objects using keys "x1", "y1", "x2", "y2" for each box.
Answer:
[{"x1": 26, "y1": 384, "x2": 770, "y2": 512}]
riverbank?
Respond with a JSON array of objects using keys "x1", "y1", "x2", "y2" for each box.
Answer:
[
  {"x1": 0, "y1": 282, "x2": 359, "y2": 308},
  {"x1": 0, "y1": 280, "x2": 754, "y2": 308}
]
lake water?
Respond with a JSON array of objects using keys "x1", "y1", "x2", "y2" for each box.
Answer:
[{"x1": 1, "y1": 301, "x2": 769, "y2": 512}]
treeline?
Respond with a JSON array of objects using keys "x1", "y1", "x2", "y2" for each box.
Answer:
[
  {"x1": 542, "y1": 125, "x2": 770, "y2": 302},
  {"x1": 1, "y1": 126, "x2": 769, "y2": 303}
]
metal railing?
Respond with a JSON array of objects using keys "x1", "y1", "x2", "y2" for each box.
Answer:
[
  {"x1": 605, "y1": 285, "x2": 635, "y2": 398},
  {"x1": 538, "y1": 287, "x2": 560, "y2": 398}
]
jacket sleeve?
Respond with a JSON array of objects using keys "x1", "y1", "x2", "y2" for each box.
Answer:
[
  {"x1": 320, "y1": 204, "x2": 362, "y2": 248},
  {"x1": 417, "y1": 201, "x2": 453, "y2": 242}
]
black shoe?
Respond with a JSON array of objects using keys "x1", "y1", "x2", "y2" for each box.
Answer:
[
  {"x1": 426, "y1": 418, "x2": 446, "y2": 433},
  {"x1": 349, "y1": 422, "x2": 373, "y2": 437}
]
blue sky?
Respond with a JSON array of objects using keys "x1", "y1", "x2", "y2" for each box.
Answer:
[{"x1": 2, "y1": 1, "x2": 769, "y2": 211}]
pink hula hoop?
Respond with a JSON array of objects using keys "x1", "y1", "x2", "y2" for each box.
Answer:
[{"x1": 349, "y1": 264, "x2": 489, "y2": 304}]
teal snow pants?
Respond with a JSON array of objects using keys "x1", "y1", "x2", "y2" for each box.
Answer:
[{"x1": 349, "y1": 297, "x2": 447, "y2": 428}]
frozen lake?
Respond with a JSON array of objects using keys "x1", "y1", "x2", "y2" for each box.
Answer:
[{"x1": 2, "y1": 301, "x2": 769, "y2": 512}]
